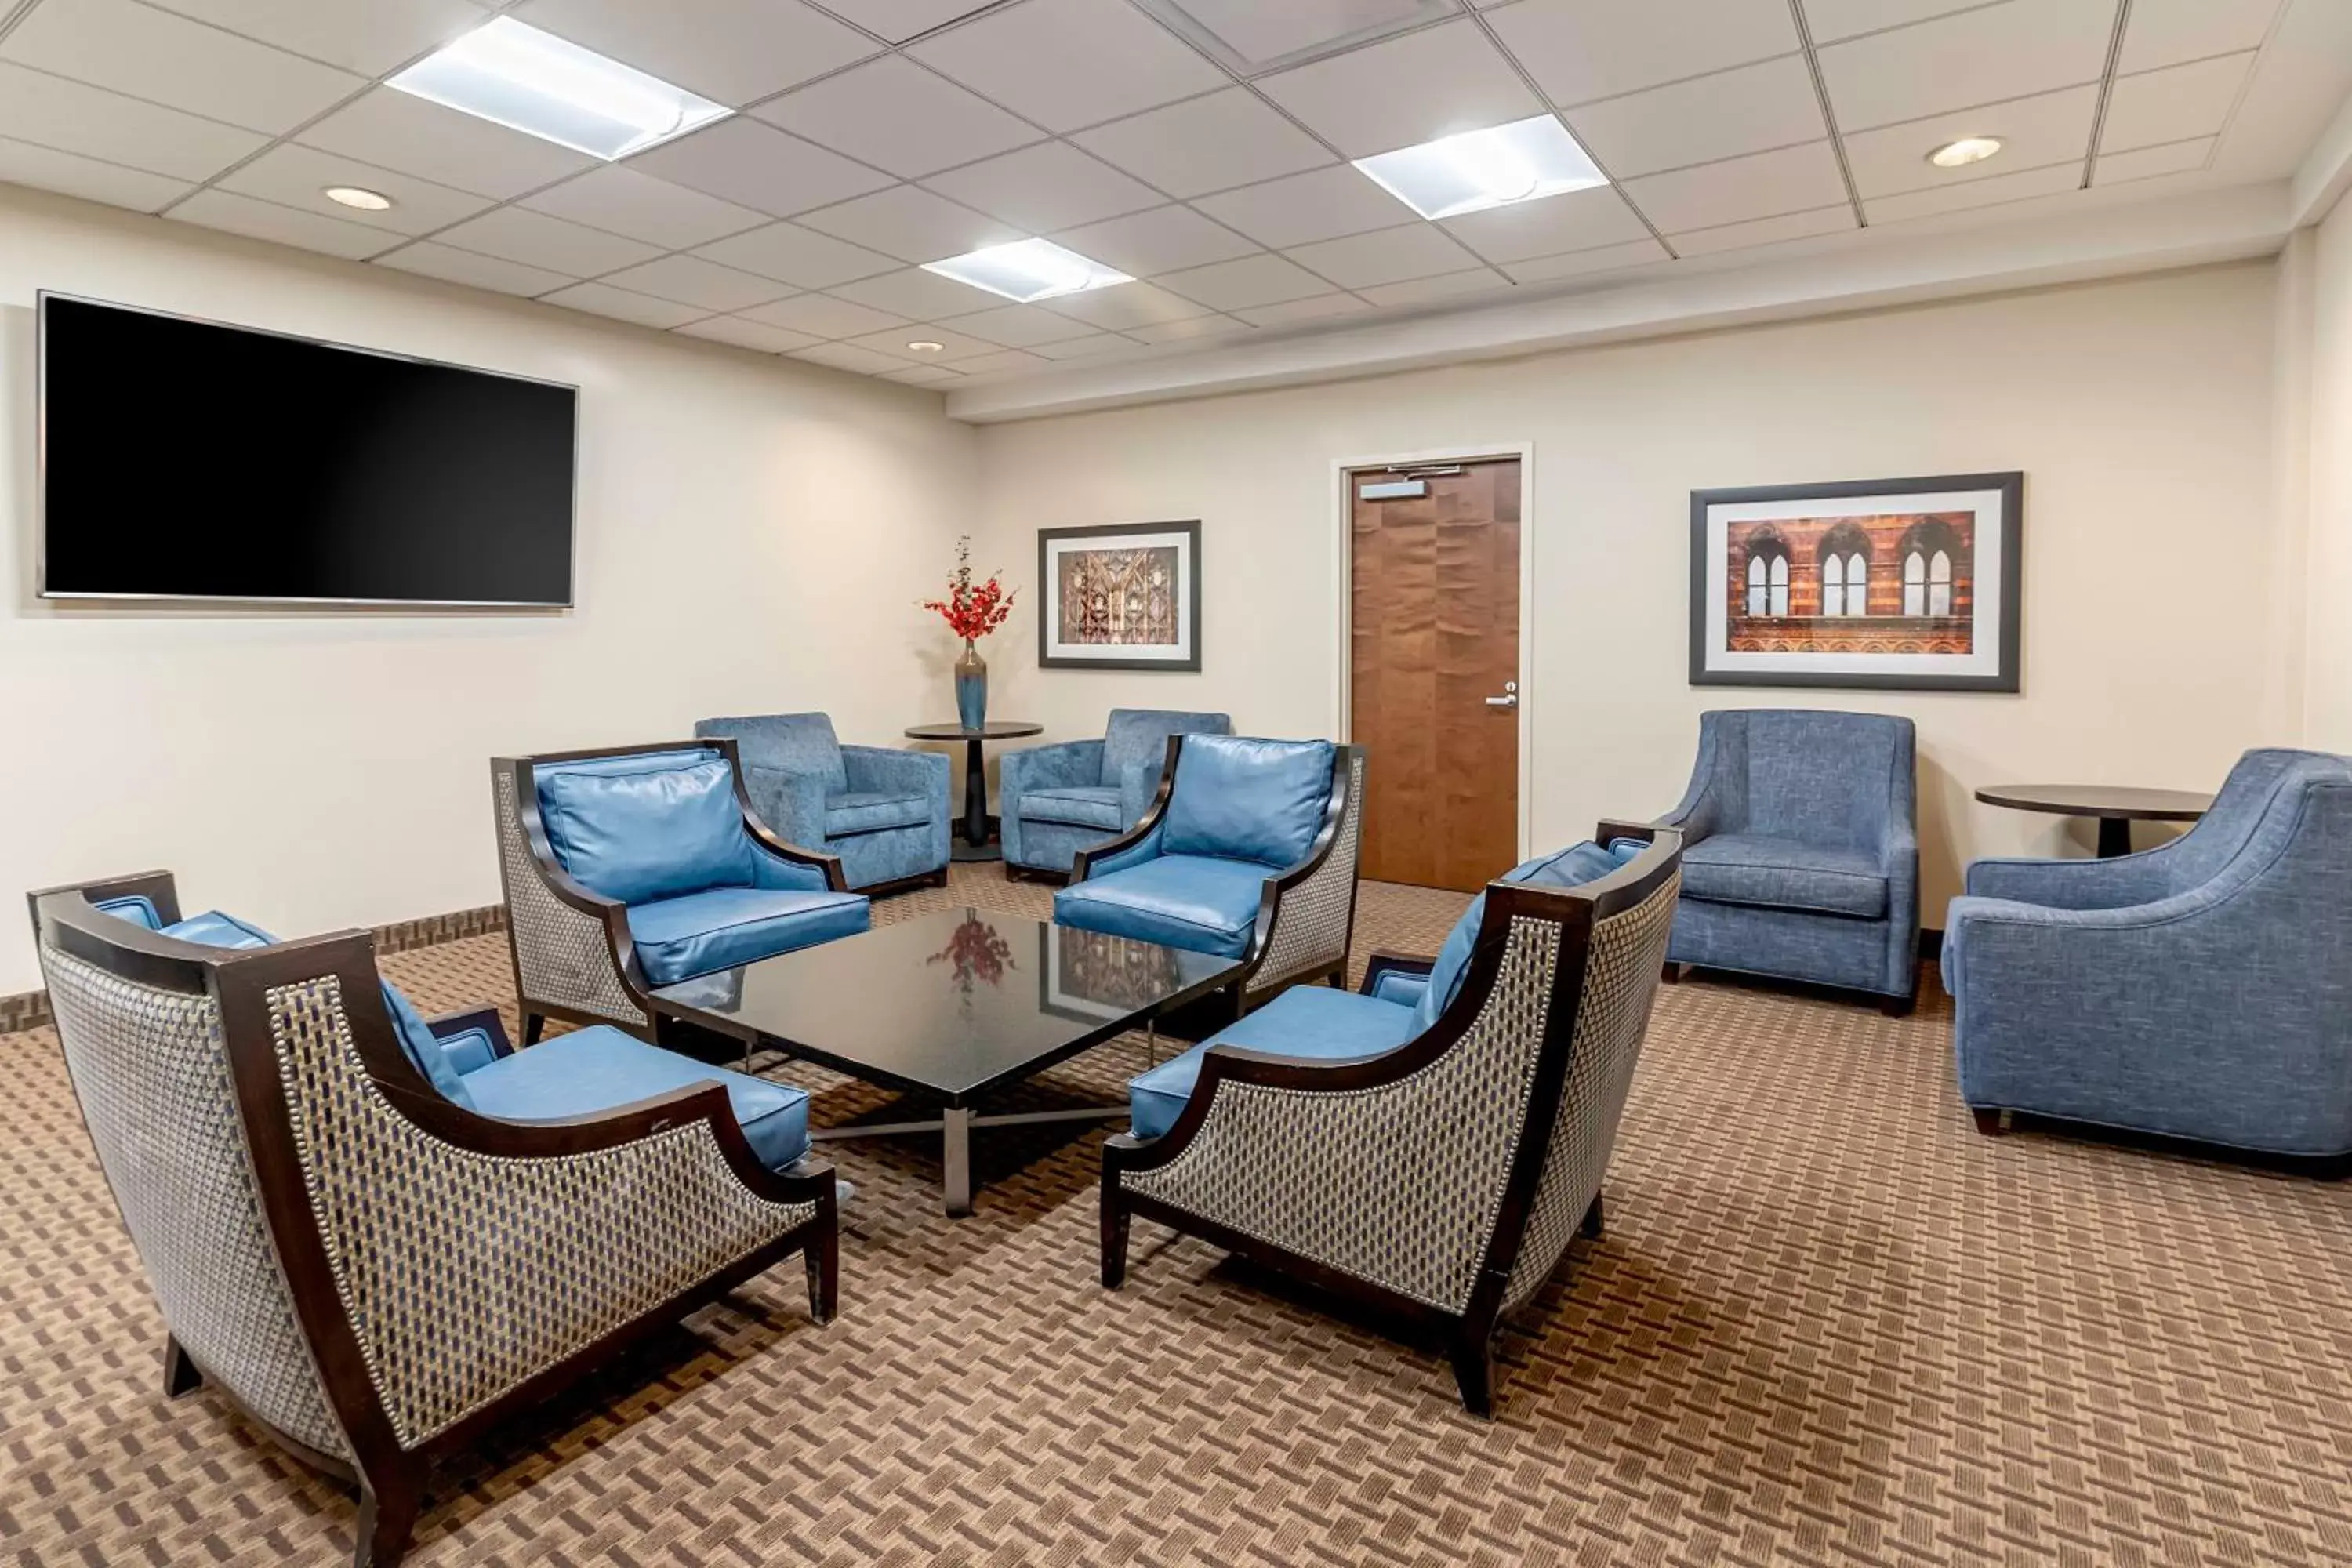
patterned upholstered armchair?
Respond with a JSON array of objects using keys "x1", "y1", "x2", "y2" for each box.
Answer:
[
  {"x1": 695, "y1": 713, "x2": 951, "y2": 891},
  {"x1": 1000, "y1": 708, "x2": 1232, "y2": 877},
  {"x1": 1102, "y1": 826, "x2": 1682, "y2": 1415},
  {"x1": 1947, "y1": 748, "x2": 2352, "y2": 1156},
  {"x1": 28, "y1": 872, "x2": 838, "y2": 1568},
  {"x1": 1055, "y1": 735, "x2": 1364, "y2": 1011},
  {"x1": 493, "y1": 740, "x2": 869, "y2": 1044}
]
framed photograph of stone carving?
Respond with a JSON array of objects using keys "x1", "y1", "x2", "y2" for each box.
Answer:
[
  {"x1": 1689, "y1": 472, "x2": 2023, "y2": 691},
  {"x1": 1038, "y1": 519, "x2": 1201, "y2": 671}
]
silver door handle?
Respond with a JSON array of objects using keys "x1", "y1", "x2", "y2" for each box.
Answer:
[{"x1": 1485, "y1": 694, "x2": 1518, "y2": 709}]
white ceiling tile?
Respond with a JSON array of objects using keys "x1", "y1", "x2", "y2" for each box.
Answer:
[
  {"x1": 1439, "y1": 184, "x2": 1649, "y2": 263},
  {"x1": 298, "y1": 87, "x2": 596, "y2": 199},
  {"x1": 1029, "y1": 331, "x2": 1142, "y2": 358},
  {"x1": 1044, "y1": 281, "x2": 1217, "y2": 329},
  {"x1": 1236, "y1": 293, "x2": 1371, "y2": 326},
  {"x1": 435, "y1": 207, "x2": 665, "y2": 276},
  {"x1": 818, "y1": 0, "x2": 1000, "y2": 43},
  {"x1": 881, "y1": 364, "x2": 967, "y2": 385},
  {"x1": 1358, "y1": 267, "x2": 1514, "y2": 305},
  {"x1": 795, "y1": 184, "x2": 1022, "y2": 263},
  {"x1": 1156, "y1": 252, "x2": 1334, "y2": 310},
  {"x1": 597, "y1": 254, "x2": 795, "y2": 310},
  {"x1": 513, "y1": 0, "x2": 878, "y2": 106},
  {"x1": 540, "y1": 281, "x2": 712, "y2": 328},
  {"x1": 741, "y1": 293, "x2": 912, "y2": 338},
  {"x1": 0, "y1": 61, "x2": 266, "y2": 182},
  {"x1": 142, "y1": 0, "x2": 485, "y2": 77},
  {"x1": 2100, "y1": 53, "x2": 2254, "y2": 153},
  {"x1": 2095, "y1": 135, "x2": 2215, "y2": 184},
  {"x1": 923, "y1": 141, "x2": 1162, "y2": 233},
  {"x1": 1127, "y1": 315, "x2": 1253, "y2": 344},
  {"x1": 1799, "y1": 0, "x2": 1982, "y2": 45},
  {"x1": 521, "y1": 165, "x2": 768, "y2": 249},
  {"x1": 218, "y1": 144, "x2": 494, "y2": 235},
  {"x1": 1073, "y1": 89, "x2": 1334, "y2": 199},
  {"x1": 1863, "y1": 158, "x2": 2082, "y2": 223},
  {"x1": 1569, "y1": 56, "x2": 1824, "y2": 178},
  {"x1": 2117, "y1": 0, "x2": 2278, "y2": 73},
  {"x1": 1485, "y1": 0, "x2": 1800, "y2": 107},
  {"x1": 943, "y1": 347, "x2": 1054, "y2": 372},
  {"x1": 1283, "y1": 223, "x2": 1483, "y2": 288},
  {"x1": 626, "y1": 119, "x2": 895, "y2": 217},
  {"x1": 1256, "y1": 20, "x2": 1544, "y2": 158},
  {"x1": 827, "y1": 267, "x2": 1007, "y2": 318},
  {"x1": 753, "y1": 56, "x2": 1043, "y2": 180},
  {"x1": 908, "y1": 0, "x2": 1228, "y2": 132},
  {"x1": 932, "y1": 303, "x2": 1105, "y2": 346},
  {"x1": 691, "y1": 221, "x2": 902, "y2": 287},
  {"x1": 1669, "y1": 202, "x2": 1853, "y2": 255},
  {"x1": 1817, "y1": 0, "x2": 2118, "y2": 132},
  {"x1": 1841, "y1": 85, "x2": 2096, "y2": 197},
  {"x1": 793, "y1": 341, "x2": 916, "y2": 373},
  {"x1": 0, "y1": 136, "x2": 192, "y2": 211},
  {"x1": 1051, "y1": 205, "x2": 1258, "y2": 276},
  {"x1": 1501, "y1": 235, "x2": 1668, "y2": 281},
  {"x1": 169, "y1": 189, "x2": 400, "y2": 260},
  {"x1": 677, "y1": 314, "x2": 822, "y2": 352},
  {"x1": 1192, "y1": 164, "x2": 1418, "y2": 248},
  {"x1": 375, "y1": 240, "x2": 575, "y2": 295},
  {"x1": 1620, "y1": 140, "x2": 1847, "y2": 231},
  {"x1": 1, "y1": 0, "x2": 363, "y2": 134},
  {"x1": 840, "y1": 325, "x2": 1000, "y2": 361}
]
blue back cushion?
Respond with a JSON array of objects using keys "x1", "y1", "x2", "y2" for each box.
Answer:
[
  {"x1": 696, "y1": 713, "x2": 848, "y2": 793},
  {"x1": 1102, "y1": 709, "x2": 1232, "y2": 787},
  {"x1": 1160, "y1": 736, "x2": 1335, "y2": 867},
  {"x1": 538, "y1": 757, "x2": 755, "y2": 906},
  {"x1": 1411, "y1": 840, "x2": 1646, "y2": 1034},
  {"x1": 92, "y1": 894, "x2": 163, "y2": 929}
]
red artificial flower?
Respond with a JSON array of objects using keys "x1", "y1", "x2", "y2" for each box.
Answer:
[{"x1": 921, "y1": 535, "x2": 1016, "y2": 643}]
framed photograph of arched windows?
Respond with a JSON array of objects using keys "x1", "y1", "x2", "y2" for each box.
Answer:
[{"x1": 1689, "y1": 471, "x2": 2023, "y2": 692}]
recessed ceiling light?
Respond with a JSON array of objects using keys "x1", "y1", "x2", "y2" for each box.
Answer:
[
  {"x1": 323, "y1": 185, "x2": 392, "y2": 211},
  {"x1": 1928, "y1": 136, "x2": 2002, "y2": 169},
  {"x1": 388, "y1": 16, "x2": 728, "y2": 161},
  {"x1": 1353, "y1": 114, "x2": 1609, "y2": 222},
  {"x1": 907, "y1": 339, "x2": 945, "y2": 353},
  {"x1": 922, "y1": 238, "x2": 1131, "y2": 305}
]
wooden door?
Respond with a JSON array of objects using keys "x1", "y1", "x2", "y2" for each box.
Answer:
[{"x1": 1349, "y1": 458, "x2": 1520, "y2": 892}]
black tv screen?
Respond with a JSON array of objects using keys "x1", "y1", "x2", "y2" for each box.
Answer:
[{"x1": 39, "y1": 293, "x2": 576, "y2": 605}]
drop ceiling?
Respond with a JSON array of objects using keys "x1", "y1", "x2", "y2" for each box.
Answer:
[{"x1": 0, "y1": 0, "x2": 2345, "y2": 407}]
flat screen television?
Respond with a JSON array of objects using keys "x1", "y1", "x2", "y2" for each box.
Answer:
[{"x1": 38, "y1": 292, "x2": 577, "y2": 606}]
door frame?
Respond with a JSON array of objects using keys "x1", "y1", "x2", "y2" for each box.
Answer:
[{"x1": 1331, "y1": 443, "x2": 1536, "y2": 862}]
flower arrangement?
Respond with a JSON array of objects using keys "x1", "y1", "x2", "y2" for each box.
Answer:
[
  {"x1": 922, "y1": 535, "x2": 1014, "y2": 650},
  {"x1": 929, "y1": 913, "x2": 1016, "y2": 993}
]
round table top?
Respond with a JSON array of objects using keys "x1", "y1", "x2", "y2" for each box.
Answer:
[
  {"x1": 905, "y1": 721, "x2": 1044, "y2": 741},
  {"x1": 1974, "y1": 783, "x2": 2214, "y2": 822}
]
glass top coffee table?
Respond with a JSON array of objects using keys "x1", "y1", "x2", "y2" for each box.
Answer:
[{"x1": 648, "y1": 907, "x2": 1243, "y2": 1216}]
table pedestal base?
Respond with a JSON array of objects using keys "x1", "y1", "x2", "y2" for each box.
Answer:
[{"x1": 2096, "y1": 818, "x2": 2133, "y2": 858}]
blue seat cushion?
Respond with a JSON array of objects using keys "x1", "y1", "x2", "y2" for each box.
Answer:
[
  {"x1": 1160, "y1": 736, "x2": 1334, "y2": 868},
  {"x1": 1020, "y1": 786, "x2": 1124, "y2": 830},
  {"x1": 538, "y1": 757, "x2": 754, "y2": 906},
  {"x1": 1679, "y1": 833, "x2": 1886, "y2": 918},
  {"x1": 1129, "y1": 985, "x2": 1419, "y2": 1139},
  {"x1": 1054, "y1": 854, "x2": 1267, "y2": 958},
  {"x1": 626, "y1": 884, "x2": 870, "y2": 985},
  {"x1": 823, "y1": 790, "x2": 933, "y2": 838},
  {"x1": 1414, "y1": 840, "x2": 1645, "y2": 1033},
  {"x1": 461, "y1": 1024, "x2": 811, "y2": 1170}
]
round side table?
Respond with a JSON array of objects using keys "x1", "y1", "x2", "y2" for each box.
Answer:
[
  {"x1": 907, "y1": 721, "x2": 1044, "y2": 862},
  {"x1": 1974, "y1": 783, "x2": 2213, "y2": 858}
]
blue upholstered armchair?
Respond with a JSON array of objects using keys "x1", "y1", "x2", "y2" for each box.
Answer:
[
  {"x1": 1000, "y1": 709, "x2": 1232, "y2": 876},
  {"x1": 493, "y1": 741, "x2": 869, "y2": 1044},
  {"x1": 1654, "y1": 709, "x2": 1919, "y2": 1011},
  {"x1": 695, "y1": 713, "x2": 950, "y2": 891},
  {"x1": 1945, "y1": 748, "x2": 2352, "y2": 1157},
  {"x1": 1055, "y1": 735, "x2": 1364, "y2": 1008}
]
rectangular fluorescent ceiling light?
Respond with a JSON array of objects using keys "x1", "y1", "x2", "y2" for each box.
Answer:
[
  {"x1": 1354, "y1": 114, "x2": 1608, "y2": 221},
  {"x1": 389, "y1": 16, "x2": 728, "y2": 161},
  {"x1": 922, "y1": 238, "x2": 1131, "y2": 304}
]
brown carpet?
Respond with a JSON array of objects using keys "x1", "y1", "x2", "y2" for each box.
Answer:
[{"x1": 5, "y1": 866, "x2": 2350, "y2": 1567}]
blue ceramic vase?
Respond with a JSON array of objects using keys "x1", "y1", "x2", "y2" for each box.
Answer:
[{"x1": 954, "y1": 643, "x2": 987, "y2": 730}]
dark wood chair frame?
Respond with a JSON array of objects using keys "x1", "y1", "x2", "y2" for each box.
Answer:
[
  {"x1": 495, "y1": 738, "x2": 852, "y2": 1044},
  {"x1": 30, "y1": 872, "x2": 839, "y2": 1568},
  {"x1": 1099, "y1": 824, "x2": 1682, "y2": 1417}
]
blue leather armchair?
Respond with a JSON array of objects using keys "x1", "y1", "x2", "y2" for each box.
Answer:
[
  {"x1": 1945, "y1": 748, "x2": 2352, "y2": 1157},
  {"x1": 1655, "y1": 709, "x2": 1919, "y2": 1011},
  {"x1": 695, "y1": 713, "x2": 951, "y2": 892},
  {"x1": 1000, "y1": 708, "x2": 1232, "y2": 876},
  {"x1": 494, "y1": 740, "x2": 869, "y2": 1043}
]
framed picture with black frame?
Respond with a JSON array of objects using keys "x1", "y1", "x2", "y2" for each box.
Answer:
[
  {"x1": 1038, "y1": 519, "x2": 1202, "y2": 672},
  {"x1": 1689, "y1": 471, "x2": 2023, "y2": 692}
]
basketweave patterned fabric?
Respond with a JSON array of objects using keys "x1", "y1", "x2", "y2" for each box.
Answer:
[
  {"x1": 1503, "y1": 874, "x2": 1679, "y2": 1312},
  {"x1": 1247, "y1": 753, "x2": 1364, "y2": 996},
  {"x1": 493, "y1": 768, "x2": 648, "y2": 1031},
  {"x1": 262, "y1": 974, "x2": 816, "y2": 1450},
  {"x1": 1124, "y1": 915, "x2": 1561, "y2": 1313},
  {"x1": 38, "y1": 941, "x2": 350, "y2": 1460}
]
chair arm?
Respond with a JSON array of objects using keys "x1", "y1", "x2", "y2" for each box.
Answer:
[
  {"x1": 1657, "y1": 760, "x2": 1725, "y2": 842},
  {"x1": 1002, "y1": 739, "x2": 1105, "y2": 798},
  {"x1": 842, "y1": 744, "x2": 951, "y2": 805},
  {"x1": 1116, "y1": 757, "x2": 1161, "y2": 829},
  {"x1": 1963, "y1": 851, "x2": 2173, "y2": 911},
  {"x1": 743, "y1": 764, "x2": 833, "y2": 850}
]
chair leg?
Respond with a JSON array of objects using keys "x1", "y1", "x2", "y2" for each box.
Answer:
[
  {"x1": 1660, "y1": 963, "x2": 1682, "y2": 984},
  {"x1": 353, "y1": 1469, "x2": 423, "y2": 1568},
  {"x1": 1100, "y1": 1189, "x2": 1131, "y2": 1289},
  {"x1": 521, "y1": 1012, "x2": 546, "y2": 1047},
  {"x1": 1879, "y1": 992, "x2": 1916, "y2": 1018},
  {"x1": 1447, "y1": 1322, "x2": 1497, "y2": 1419},
  {"x1": 162, "y1": 1334, "x2": 202, "y2": 1399},
  {"x1": 805, "y1": 1228, "x2": 838, "y2": 1327},
  {"x1": 1971, "y1": 1107, "x2": 2008, "y2": 1136},
  {"x1": 1579, "y1": 1190, "x2": 1605, "y2": 1240}
]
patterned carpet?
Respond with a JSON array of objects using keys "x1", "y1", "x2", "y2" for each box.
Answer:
[{"x1": 5, "y1": 866, "x2": 2350, "y2": 1567}]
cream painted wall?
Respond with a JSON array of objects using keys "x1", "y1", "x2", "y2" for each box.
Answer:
[
  {"x1": 0, "y1": 186, "x2": 975, "y2": 993},
  {"x1": 2302, "y1": 198, "x2": 2352, "y2": 748},
  {"x1": 973, "y1": 263, "x2": 2288, "y2": 921}
]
